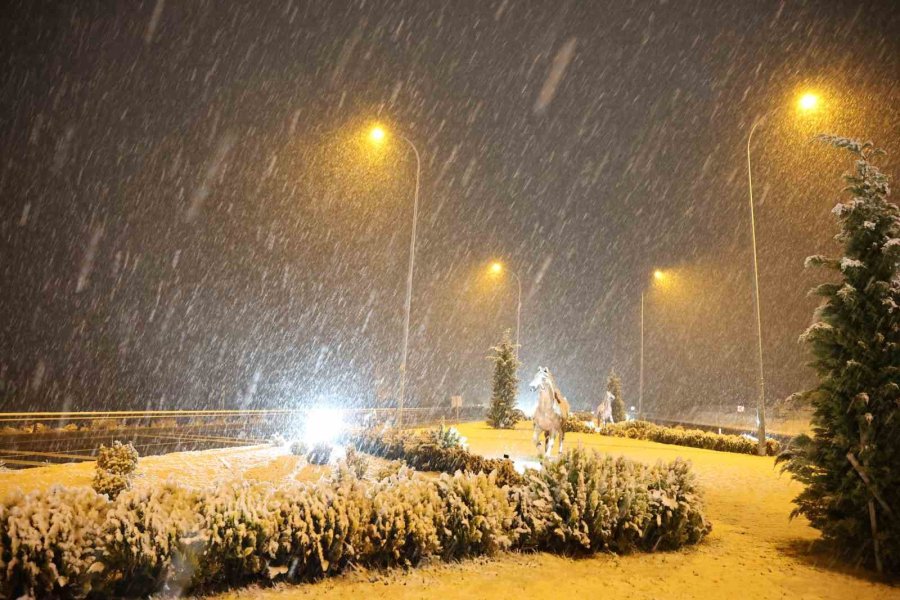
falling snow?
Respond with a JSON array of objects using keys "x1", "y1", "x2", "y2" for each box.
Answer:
[{"x1": 0, "y1": 2, "x2": 897, "y2": 432}]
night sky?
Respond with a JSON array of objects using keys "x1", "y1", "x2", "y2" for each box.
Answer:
[{"x1": 1, "y1": 0, "x2": 898, "y2": 416}]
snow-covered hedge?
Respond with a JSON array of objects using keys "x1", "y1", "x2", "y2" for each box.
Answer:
[
  {"x1": 595, "y1": 421, "x2": 781, "y2": 456},
  {"x1": 0, "y1": 449, "x2": 711, "y2": 598},
  {"x1": 344, "y1": 428, "x2": 523, "y2": 487}
]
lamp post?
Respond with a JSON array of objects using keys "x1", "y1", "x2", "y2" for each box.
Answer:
[
  {"x1": 639, "y1": 291, "x2": 644, "y2": 420},
  {"x1": 745, "y1": 91, "x2": 819, "y2": 455},
  {"x1": 638, "y1": 269, "x2": 666, "y2": 420},
  {"x1": 489, "y1": 261, "x2": 522, "y2": 360},
  {"x1": 369, "y1": 125, "x2": 421, "y2": 429},
  {"x1": 745, "y1": 119, "x2": 768, "y2": 456}
]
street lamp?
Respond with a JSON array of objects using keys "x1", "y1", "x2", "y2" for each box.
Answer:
[
  {"x1": 745, "y1": 91, "x2": 820, "y2": 455},
  {"x1": 488, "y1": 261, "x2": 523, "y2": 361},
  {"x1": 639, "y1": 269, "x2": 667, "y2": 420},
  {"x1": 368, "y1": 124, "x2": 422, "y2": 429},
  {"x1": 369, "y1": 126, "x2": 386, "y2": 143},
  {"x1": 797, "y1": 92, "x2": 819, "y2": 112}
]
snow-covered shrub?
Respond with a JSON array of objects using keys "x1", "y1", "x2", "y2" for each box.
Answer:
[
  {"x1": 95, "y1": 441, "x2": 139, "y2": 475},
  {"x1": 424, "y1": 422, "x2": 468, "y2": 450},
  {"x1": 340, "y1": 447, "x2": 368, "y2": 479},
  {"x1": 643, "y1": 458, "x2": 710, "y2": 550},
  {"x1": 346, "y1": 430, "x2": 523, "y2": 487},
  {"x1": 435, "y1": 471, "x2": 515, "y2": 559},
  {"x1": 306, "y1": 443, "x2": 332, "y2": 465},
  {"x1": 99, "y1": 483, "x2": 202, "y2": 596},
  {"x1": 188, "y1": 482, "x2": 281, "y2": 587},
  {"x1": 269, "y1": 433, "x2": 287, "y2": 447},
  {"x1": 345, "y1": 428, "x2": 412, "y2": 462},
  {"x1": 563, "y1": 416, "x2": 593, "y2": 433},
  {"x1": 92, "y1": 441, "x2": 139, "y2": 499},
  {"x1": 517, "y1": 448, "x2": 624, "y2": 553},
  {"x1": 268, "y1": 478, "x2": 366, "y2": 581},
  {"x1": 374, "y1": 459, "x2": 404, "y2": 481},
  {"x1": 510, "y1": 448, "x2": 710, "y2": 554},
  {"x1": 363, "y1": 471, "x2": 442, "y2": 567},
  {"x1": 289, "y1": 439, "x2": 308, "y2": 457},
  {"x1": 92, "y1": 469, "x2": 133, "y2": 501},
  {"x1": 0, "y1": 486, "x2": 110, "y2": 598}
]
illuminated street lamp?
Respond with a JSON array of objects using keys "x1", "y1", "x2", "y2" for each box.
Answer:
[
  {"x1": 368, "y1": 124, "x2": 422, "y2": 429},
  {"x1": 745, "y1": 90, "x2": 820, "y2": 454},
  {"x1": 369, "y1": 126, "x2": 386, "y2": 143},
  {"x1": 639, "y1": 269, "x2": 668, "y2": 420},
  {"x1": 797, "y1": 92, "x2": 819, "y2": 112},
  {"x1": 488, "y1": 261, "x2": 522, "y2": 361}
]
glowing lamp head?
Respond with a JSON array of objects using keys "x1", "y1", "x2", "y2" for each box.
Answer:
[
  {"x1": 369, "y1": 125, "x2": 386, "y2": 143},
  {"x1": 797, "y1": 92, "x2": 819, "y2": 112},
  {"x1": 489, "y1": 262, "x2": 503, "y2": 275},
  {"x1": 653, "y1": 270, "x2": 665, "y2": 281}
]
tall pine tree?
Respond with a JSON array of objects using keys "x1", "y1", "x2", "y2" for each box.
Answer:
[
  {"x1": 486, "y1": 330, "x2": 521, "y2": 429},
  {"x1": 778, "y1": 136, "x2": 899, "y2": 575},
  {"x1": 607, "y1": 370, "x2": 626, "y2": 422}
]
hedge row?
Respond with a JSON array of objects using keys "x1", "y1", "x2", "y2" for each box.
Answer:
[
  {"x1": 0, "y1": 447, "x2": 711, "y2": 598},
  {"x1": 589, "y1": 420, "x2": 781, "y2": 456},
  {"x1": 344, "y1": 429, "x2": 524, "y2": 488}
]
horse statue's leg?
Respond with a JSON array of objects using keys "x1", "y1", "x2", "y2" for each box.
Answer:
[
  {"x1": 544, "y1": 430, "x2": 553, "y2": 457},
  {"x1": 532, "y1": 422, "x2": 542, "y2": 456}
]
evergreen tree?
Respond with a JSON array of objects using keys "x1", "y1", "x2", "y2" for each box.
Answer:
[
  {"x1": 486, "y1": 330, "x2": 521, "y2": 429},
  {"x1": 778, "y1": 136, "x2": 900, "y2": 575},
  {"x1": 607, "y1": 370, "x2": 626, "y2": 422}
]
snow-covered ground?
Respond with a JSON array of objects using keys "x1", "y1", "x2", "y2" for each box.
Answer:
[
  {"x1": 1, "y1": 422, "x2": 896, "y2": 599},
  {"x1": 0, "y1": 443, "x2": 331, "y2": 495}
]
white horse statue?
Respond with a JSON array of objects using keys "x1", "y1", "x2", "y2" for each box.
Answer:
[
  {"x1": 528, "y1": 367, "x2": 570, "y2": 456},
  {"x1": 596, "y1": 390, "x2": 614, "y2": 426}
]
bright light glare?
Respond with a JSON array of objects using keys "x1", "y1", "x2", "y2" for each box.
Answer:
[
  {"x1": 489, "y1": 261, "x2": 503, "y2": 274},
  {"x1": 303, "y1": 408, "x2": 345, "y2": 445},
  {"x1": 369, "y1": 125, "x2": 386, "y2": 143},
  {"x1": 653, "y1": 269, "x2": 665, "y2": 281},
  {"x1": 797, "y1": 92, "x2": 819, "y2": 112}
]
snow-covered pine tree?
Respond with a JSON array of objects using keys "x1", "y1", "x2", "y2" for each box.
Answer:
[
  {"x1": 778, "y1": 136, "x2": 899, "y2": 575},
  {"x1": 607, "y1": 370, "x2": 626, "y2": 422},
  {"x1": 486, "y1": 330, "x2": 521, "y2": 429}
]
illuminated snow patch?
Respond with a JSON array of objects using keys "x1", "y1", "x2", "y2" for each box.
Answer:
[
  {"x1": 330, "y1": 444, "x2": 347, "y2": 462},
  {"x1": 513, "y1": 459, "x2": 542, "y2": 474}
]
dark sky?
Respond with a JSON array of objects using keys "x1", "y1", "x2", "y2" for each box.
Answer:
[{"x1": 1, "y1": 0, "x2": 898, "y2": 417}]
